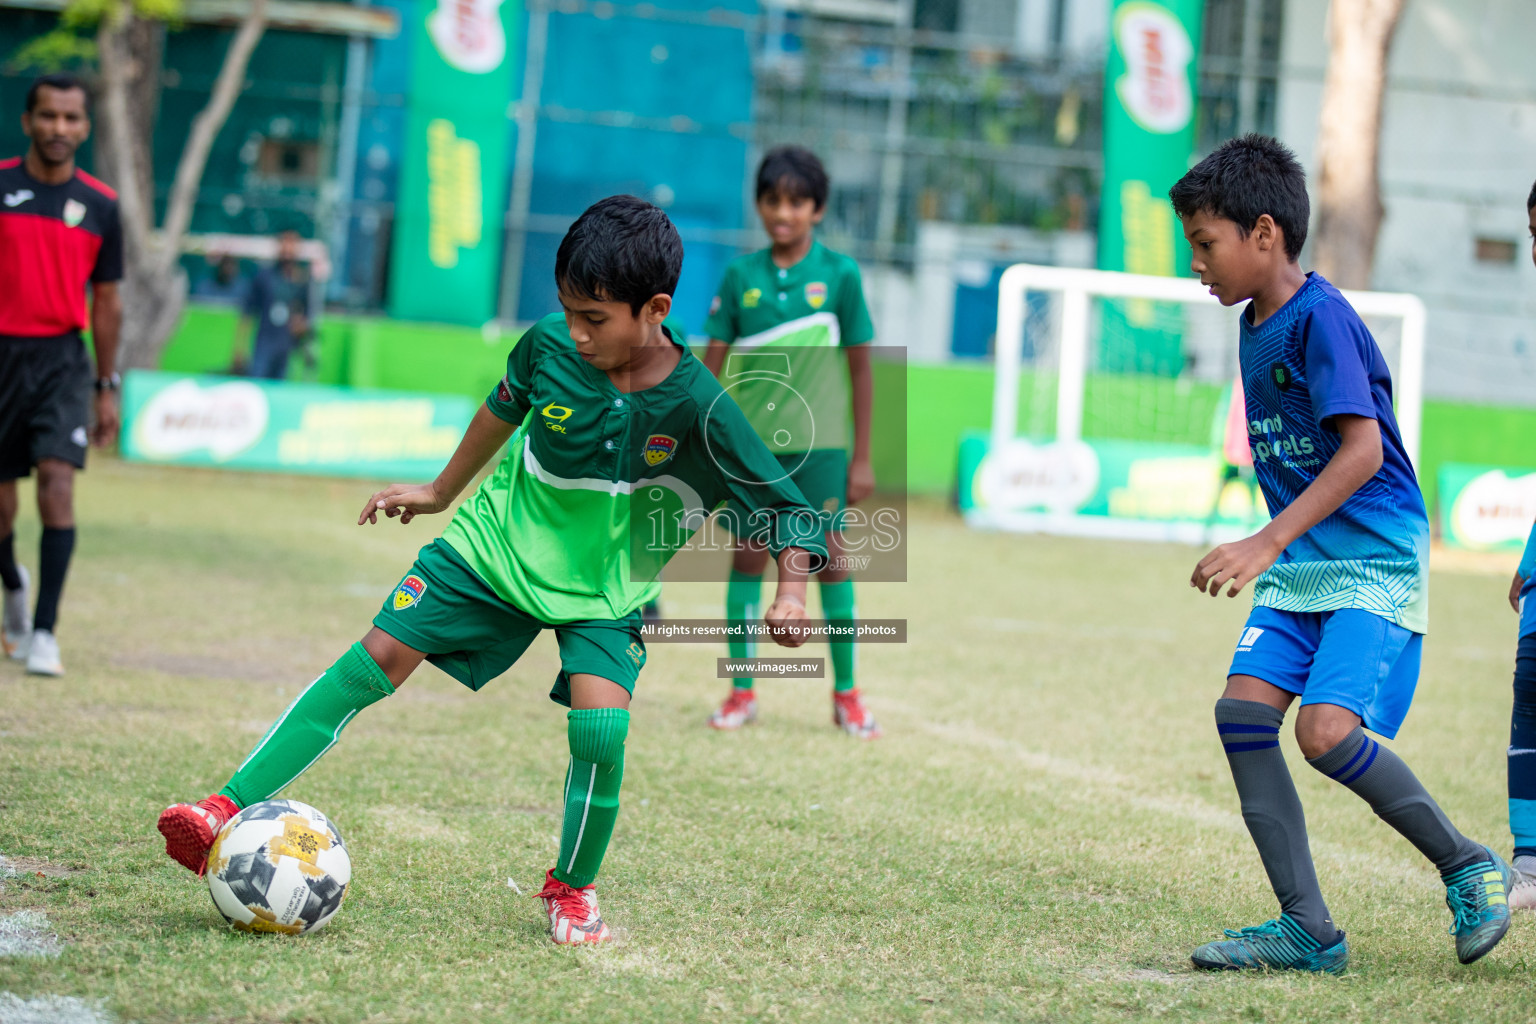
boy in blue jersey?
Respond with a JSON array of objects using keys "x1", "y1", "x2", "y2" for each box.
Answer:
[
  {"x1": 1508, "y1": 512, "x2": 1536, "y2": 910},
  {"x1": 1502, "y1": 181, "x2": 1536, "y2": 911},
  {"x1": 1169, "y1": 135, "x2": 1512, "y2": 974}
]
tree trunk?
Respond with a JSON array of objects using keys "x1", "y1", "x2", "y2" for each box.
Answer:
[
  {"x1": 91, "y1": 14, "x2": 160, "y2": 235},
  {"x1": 1311, "y1": 0, "x2": 1406, "y2": 290},
  {"x1": 94, "y1": 0, "x2": 268, "y2": 369}
]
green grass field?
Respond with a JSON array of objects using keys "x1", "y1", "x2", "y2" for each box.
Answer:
[{"x1": 1, "y1": 457, "x2": 1532, "y2": 1023}]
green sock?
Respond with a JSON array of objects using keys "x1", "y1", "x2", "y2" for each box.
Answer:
[
  {"x1": 554, "y1": 707, "x2": 629, "y2": 888},
  {"x1": 219, "y1": 642, "x2": 395, "y2": 807},
  {"x1": 820, "y1": 578, "x2": 857, "y2": 693},
  {"x1": 726, "y1": 568, "x2": 763, "y2": 690}
]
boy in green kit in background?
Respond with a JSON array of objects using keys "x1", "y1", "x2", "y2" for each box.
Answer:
[
  {"x1": 703, "y1": 145, "x2": 880, "y2": 738},
  {"x1": 157, "y1": 196, "x2": 827, "y2": 945}
]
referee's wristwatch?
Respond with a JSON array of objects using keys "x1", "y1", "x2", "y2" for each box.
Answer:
[{"x1": 94, "y1": 372, "x2": 122, "y2": 393}]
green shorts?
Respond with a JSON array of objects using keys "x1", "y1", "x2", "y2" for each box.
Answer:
[
  {"x1": 372, "y1": 540, "x2": 646, "y2": 707},
  {"x1": 721, "y1": 448, "x2": 849, "y2": 539}
]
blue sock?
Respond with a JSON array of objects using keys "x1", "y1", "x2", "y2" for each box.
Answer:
[{"x1": 1511, "y1": 633, "x2": 1536, "y2": 859}]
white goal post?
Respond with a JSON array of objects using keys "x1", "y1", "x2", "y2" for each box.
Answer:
[
  {"x1": 965, "y1": 264, "x2": 1428, "y2": 542},
  {"x1": 990, "y1": 264, "x2": 1427, "y2": 466}
]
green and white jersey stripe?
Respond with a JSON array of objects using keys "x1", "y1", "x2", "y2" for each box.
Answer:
[
  {"x1": 703, "y1": 242, "x2": 873, "y2": 454},
  {"x1": 440, "y1": 314, "x2": 827, "y2": 623}
]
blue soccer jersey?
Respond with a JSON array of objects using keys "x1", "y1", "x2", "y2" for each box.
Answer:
[
  {"x1": 1238, "y1": 273, "x2": 1429, "y2": 634},
  {"x1": 1519, "y1": 522, "x2": 1536, "y2": 639}
]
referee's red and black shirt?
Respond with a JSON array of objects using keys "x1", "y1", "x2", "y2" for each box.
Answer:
[{"x1": 0, "y1": 157, "x2": 123, "y2": 338}]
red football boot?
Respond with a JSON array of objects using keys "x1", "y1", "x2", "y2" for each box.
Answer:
[
  {"x1": 157, "y1": 794, "x2": 239, "y2": 875},
  {"x1": 534, "y1": 868, "x2": 612, "y2": 944},
  {"x1": 833, "y1": 688, "x2": 882, "y2": 739}
]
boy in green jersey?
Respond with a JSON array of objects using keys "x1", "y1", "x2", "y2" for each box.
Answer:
[
  {"x1": 157, "y1": 196, "x2": 827, "y2": 944},
  {"x1": 702, "y1": 146, "x2": 880, "y2": 738}
]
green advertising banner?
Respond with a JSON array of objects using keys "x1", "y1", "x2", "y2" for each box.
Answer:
[
  {"x1": 1438, "y1": 463, "x2": 1536, "y2": 551},
  {"x1": 121, "y1": 370, "x2": 477, "y2": 479},
  {"x1": 956, "y1": 431, "x2": 1263, "y2": 540},
  {"x1": 1097, "y1": 0, "x2": 1204, "y2": 376},
  {"x1": 389, "y1": 0, "x2": 520, "y2": 325}
]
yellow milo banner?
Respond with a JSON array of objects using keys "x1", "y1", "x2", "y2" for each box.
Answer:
[
  {"x1": 1097, "y1": 0, "x2": 1203, "y2": 375},
  {"x1": 388, "y1": 0, "x2": 519, "y2": 324},
  {"x1": 121, "y1": 370, "x2": 476, "y2": 479}
]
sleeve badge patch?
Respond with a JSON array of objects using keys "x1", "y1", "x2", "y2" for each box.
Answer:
[
  {"x1": 805, "y1": 282, "x2": 827, "y2": 309},
  {"x1": 496, "y1": 376, "x2": 513, "y2": 403},
  {"x1": 392, "y1": 574, "x2": 427, "y2": 611},
  {"x1": 643, "y1": 434, "x2": 678, "y2": 466},
  {"x1": 709, "y1": 295, "x2": 722, "y2": 315}
]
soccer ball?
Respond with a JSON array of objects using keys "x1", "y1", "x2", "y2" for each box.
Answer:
[{"x1": 206, "y1": 799, "x2": 351, "y2": 935}]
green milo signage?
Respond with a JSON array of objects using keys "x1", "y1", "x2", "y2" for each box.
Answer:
[
  {"x1": 389, "y1": 0, "x2": 520, "y2": 325},
  {"x1": 121, "y1": 371, "x2": 477, "y2": 479},
  {"x1": 1097, "y1": 0, "x2": 1203, "y2": 376},
  {"x1": 1438, "y1": 463, "x2": 1536, "y2": 551}
]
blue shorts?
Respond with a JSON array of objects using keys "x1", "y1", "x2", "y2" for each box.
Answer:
[{"x1": 1227, "y1": 606, "x2": 1422, "y2": 739}]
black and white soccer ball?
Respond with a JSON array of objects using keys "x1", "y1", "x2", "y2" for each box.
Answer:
[{"x1": 206, "y1": 799, "x2": 351, "y2": 935}]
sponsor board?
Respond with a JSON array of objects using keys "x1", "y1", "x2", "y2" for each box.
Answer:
[
  {"x1": 122, "y1": 370, "x2": 476, "y2": 479},
  {"x1": 958, "y1": 431, "x2": 1262, "y2": 542},
  {"x1": 1440, "y1": 463, "x2": 1536, "y2": 551}
]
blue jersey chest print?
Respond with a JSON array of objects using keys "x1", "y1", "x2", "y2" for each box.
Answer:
[{"x1": 1237, "y1": 274, "x2": 1430, "y2": 634}]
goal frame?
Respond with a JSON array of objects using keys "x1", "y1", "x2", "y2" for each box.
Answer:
[{"x1": 989, "y1": 264, "x2": 1427, "y2": 469}]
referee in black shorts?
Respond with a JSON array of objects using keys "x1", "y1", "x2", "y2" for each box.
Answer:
[{"x1": 0, "y1": 73, "x2": 123, "y2": 676}]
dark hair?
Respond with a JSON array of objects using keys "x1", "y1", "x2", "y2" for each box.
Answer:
[
  {"x1": 26, "y1": 72, "x2": 90, "y2": 115},
  {"x1": 1169, "y1": 134, "x2": 1309, "y2": 260},
  {"x1": 756, "y1": 145, "x2": 829, "y2": 211},
  {"x1": 555, "y1": 195, "x2": 683, "y2": 314},
  {"x1": 1527, "y1": 179, "x2": 1536, "y2": 211}
]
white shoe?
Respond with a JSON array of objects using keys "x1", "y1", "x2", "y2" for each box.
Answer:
[
  {"x1": 534, "y1": 869, "x2": 612, "y2": 944},
  {"x1": 3, "y1": 565, "x2": 29, "y2": 660},
  {"x1": 1511, "y1": 855, "x2": 1536, "y2": 911},
  {"x1": 24, "y1": 628, "x2": 63, "y2": 676}
]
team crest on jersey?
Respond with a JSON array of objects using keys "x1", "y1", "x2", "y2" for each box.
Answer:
[
  {"x1": 63, "y1": 198, "x2": 86, "y2": 228},
  {"x1": 643, "y1": 434, "x2": 678, "y2": 466},
  {"x1": 1270, "y1": 362, "x2": 1293, "y2": 390},
  {"x1": 805, "y1": 282, "x2": 828, "y2": 309},
  {"x1": 392, "y1": 574, "x2": 427, "y2": 611},
  {"x1": 742, "y1": 288, "x2": 762, "y2": 309}
]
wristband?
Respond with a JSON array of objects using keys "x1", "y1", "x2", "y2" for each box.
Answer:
[{"x1": 94, "y1": 372, "x2": 121, "y2": 393}]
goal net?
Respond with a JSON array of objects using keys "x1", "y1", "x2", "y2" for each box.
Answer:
[{"x1": 960, "y1": 264, "x2": 1425, "y2": 543}]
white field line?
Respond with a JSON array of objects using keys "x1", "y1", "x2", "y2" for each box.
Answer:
[
  {"x1": 0, "y1": 993, "x2": 115, "y2": 1024},
  {"x1": 0, "y1": 911, "x2": 63, "y2": 958},
  {"x1": 892, "y1": 703, "x2": 1430, "y2": 886}
]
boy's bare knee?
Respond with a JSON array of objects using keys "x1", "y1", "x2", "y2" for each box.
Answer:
[{"x1": 1294, "y1": 705, "x2": 1361, "y2": 760}]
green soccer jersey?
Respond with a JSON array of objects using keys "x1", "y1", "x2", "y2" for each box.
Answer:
[
  {"x1": 439, "y1": 313, "x2": 827, "y2": 623},
  {"x1": 701, "y1": 241, "x2": 874, "y2": 454}
]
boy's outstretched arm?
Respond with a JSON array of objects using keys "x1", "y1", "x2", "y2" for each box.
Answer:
[
  {"x1": 846, "y1": 344, "x2": 875, "y2": 505},
  {"x1": 1513, "y1": 519, "x2": 1536, "y2": 611},
  {"x1": 765, "y1": 546, "x2": 814, "y2": 647},
  {"x1": 359, "y1": 404, "x2": 518, "y2": 525},
  {"x1": 1192, "y1": 413, "x2": 1383, "y2": 597}
]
